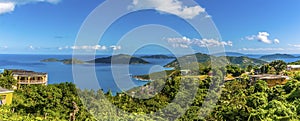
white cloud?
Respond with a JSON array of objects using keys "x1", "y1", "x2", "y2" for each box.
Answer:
[
  {"x1": 0, "y1": 45, "x2": 8, "y2": 49},
  {"x1": 71, "y1": 45, "x2": 108, "y2": 51},
  {"x1": 29, "y1": 45, "x2": 34, "y2": 50},
  {"x1": 58, "y1": 46, "x2": 70, "y2": 50},
  {"x1": 274, "y1": 39, "x2": 280, "y2": 44},
  {"x1": 110, "y1": 45, "x2": 121, "y2": 50},
  {"x1": 288, "y1": 44, "x2": 300, "y2": 48},
  {"x1": 166, "y1": 37, "x2": 233, "y2": 48},
  {"x1": 0, "y1": 0, "x2": 61, "y2": 15},
  {"x1": 0, "y1": 2, "x2": 15, "y2": 14},
  {"x1": 244, "y1": 32, "x2": 279, "y2": 44},
  {"x1": 241, "y1": 48, "x2": 285, "y2": 51},
  {"x1": 68, "y1": 45, "x2": 121, "y2": 51},
  {"x1": 205, "y1": 15, "x2": 212, "y2": 18},
  {"x1": 257, "y1": 32, "x2": 272, "y2": 44},
  {"x1": 245, "y1": 35, "x2": 256, "y2": 41},
  {"x1": 129, "y1": 0, "x2": 205, "y2": 19}
]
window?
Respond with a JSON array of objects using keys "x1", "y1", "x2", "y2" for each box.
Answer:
[{"x1": 0, "y1": 95, "x2": 6, "y2": 105}]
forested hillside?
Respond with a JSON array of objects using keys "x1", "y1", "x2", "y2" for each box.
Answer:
[{"x1": 2, "y1": 71, "x2": 300, "y2": 120}]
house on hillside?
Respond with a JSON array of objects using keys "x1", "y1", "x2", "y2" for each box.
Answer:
[
  {"x1": 250, "y1": 74, "x2": 289, "y2": 87},
  {"x1": 287, "y1": 65, "x2": 300, "y2": 71},
  {"x1": 0, "y1": 87, "x2": 13, "y2": 105},
  {"x1": 9, "y1": 69, "x2": 48, "y2": 89}
]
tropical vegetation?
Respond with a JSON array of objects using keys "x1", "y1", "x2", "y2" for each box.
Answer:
[{"x1": 1, "y1": 59, "x2": 300, "y2": 120}]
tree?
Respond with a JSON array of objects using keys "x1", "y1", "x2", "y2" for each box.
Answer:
[
  {"x1": 226, "y1": 65, "x2": 243, "y2": 77},
  {"x1": 246, "y1": 65, "x2": 253, "y2": 72},
  {"x1": 260, "y1": 64, "x2": 270, "y2": 74},
  {"x1": 0, "y1": 70, "x2": 17, "y2": 89},
  {"x1": 269, "y1": 60, "x2": 287, "y2": 74}
]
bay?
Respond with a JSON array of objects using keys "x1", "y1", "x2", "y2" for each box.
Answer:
[{"x1": 0, "y1": 54, "x2": 175, "y2": 94}]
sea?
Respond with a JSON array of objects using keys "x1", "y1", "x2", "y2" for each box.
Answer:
[
  {"x1": 1, "y1": 54, "x2": 299, "y2": 94},
  {"x1": 0, "y1": 54, "x2": 175, "y2": 94}
]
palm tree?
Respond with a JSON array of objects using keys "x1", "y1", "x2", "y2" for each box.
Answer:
[{"x1": 0, "y1": 70, "x2": 17, "y2": 89}]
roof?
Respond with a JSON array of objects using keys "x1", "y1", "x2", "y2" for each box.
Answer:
[
  {"x1": 250, "y1": 74, "x2": 288, "y2": 80},
  {"x1": 0, "y1": 87, "x2": 14, "y2": 94},
  {"x1": 287, "y1": 65, "x2": 300, "y2": 69},
  {"x1": 8, "y1": 69, "x2": 47, "y2": 76}
]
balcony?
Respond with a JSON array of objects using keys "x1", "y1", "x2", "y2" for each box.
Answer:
[{"x1": 18, "y1": 80, "x2": 47, "y2": 85}]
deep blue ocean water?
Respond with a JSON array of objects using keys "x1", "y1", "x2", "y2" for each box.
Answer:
[{"x1": 0, "y1": 54, "x2": 175, "y2": 94}]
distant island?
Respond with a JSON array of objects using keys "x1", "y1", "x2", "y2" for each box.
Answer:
[
  {"x1": 260, "y1": 54, "x2": 297, "y2": 60},
  {"x1": 41, "y1": 58, "x2": 85, "y2": 64},
  {"x1": 87, "y1": 54, "x2": 150, "y2": 64},
  {"x1": 140, "y1": 55, "x2": 175, "y2": 59},
  {"x1": 211, "y1": 52, "x2": 245, "y2": 57},
  {"x1": 42, "y1": 54, "x2": 150, "y2": 65},
  {"x1": 42, "y1": 53, "x2": 300, "y2": 66}
]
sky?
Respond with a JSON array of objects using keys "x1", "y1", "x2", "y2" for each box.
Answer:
[{"x1": 0, "y1": 0, "x2": 300, "y2": 54}]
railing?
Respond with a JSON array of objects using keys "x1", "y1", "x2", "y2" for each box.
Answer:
[{"x1": 18, "y1": 80, "x2": 47, "y2": 84}]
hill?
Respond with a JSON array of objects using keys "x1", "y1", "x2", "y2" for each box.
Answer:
[
  {"x1": 40, "y1": 58, "x2": 59, "y2": 62},
  {"x1": 226, "y1": 56, "x2": 267, "y2": 66},
  {"x1": 60, "y1": 58, "x2": 85, "y2": 64},
  {"x1": 41, "y1": 58, "x2": 85, "y2": 64},
  {"x1": 140, "y1": 55, "x2": 175, "y2": 59},
  {"x1": 212, "y1": 52, "x2": 245, "y2": 57},
  {"x1": 165, "y1": 53, "x2": 266, "y2": 68},
  {"x1": 164, "y1": 53, "x2": 211, "y2": 68},
  {"x1": 260, "y1": 54, "x2": 297, "y2": 60},
  {"x1": 87, "y1": 54, "x2": 149, "y2": 64}
]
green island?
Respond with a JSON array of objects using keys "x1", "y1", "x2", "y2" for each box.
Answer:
[
  {"x1": 87, "y1": 54, "x2": 149, "y2": 64},
  {"x1": 42, "y1": 54, "x2": 150, "y2": 65},
  {"x1": 260, "y1": 53, "x2": 298, "y2": 60},
  {"x1": 140, "y1": 55, "x2": 175, "y2": 59},
  {"x1": 41, "y1": 58, "x2": 85, "y2": 64},
  {"x1": 3, "y1": 57, "x2": 300, "y2": 120}
]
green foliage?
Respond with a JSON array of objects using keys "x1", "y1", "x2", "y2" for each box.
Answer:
[
  {"x1": 0, "y1": 82, "x2": 95, "y2": 121},
  {"x1": 269, "y1": 60, "x2": 287, "y2": 74},
  {"x1": 2, "y1": 66, "x2": 300, "y2": 120},
  {"x1": 260, "y1": 64, "x2": 271, "y2": 74},
  {"x1": 0, "y1": 70, "x2": 17, "y2": 89},
  {"x1": 253, "y1": 80, "x2": 268, "y2": 93},
  {"x1": 226, "y1": 64, "x2": 244, "y2": 77},
  {"x1": 289, "y1": 60, "x2": 300, "y2": 65},
  {"x1": 165, "y1": 53, "x2": 266, "y2": 69}
]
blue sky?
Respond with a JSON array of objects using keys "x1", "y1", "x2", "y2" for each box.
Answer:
[{"x1": 0, "y1": 0, "x2": 299, "y2": 54}]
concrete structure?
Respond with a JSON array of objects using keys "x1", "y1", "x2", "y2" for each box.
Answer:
[
  {"x1": 287, "y1": 65, "x2": 300, "y2": 71},
  {"x1": 0, "y1": 87, "x2": 13, "y2": 105},
  {"x1": 250, "y1": 74, "x2": 289, "y2": 87},
  {"x1": 180, "y1": 70, "x2": 191, "y2": 75},
  {"x1": 9, "y1": 69, "x2": 48, "y2": 89}
]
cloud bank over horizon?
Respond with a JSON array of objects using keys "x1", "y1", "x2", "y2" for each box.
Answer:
[{"x1": 166, "y1": 36, "x2": 232, "y2": 48}]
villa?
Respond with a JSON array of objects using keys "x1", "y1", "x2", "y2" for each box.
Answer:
[
  {"x1": 287, "y1": 65, "x2": 300, "y2": 71},
  {"x1": 9, "y1": 69, "x2": 48, "y2": 89},
  {"x1": 0, "y1": 87, "x2": 13, "y2": 105},
  {"x1": 250, "y1": 74, "x2": 289, "y2": 87}
]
